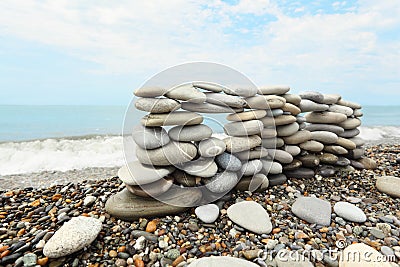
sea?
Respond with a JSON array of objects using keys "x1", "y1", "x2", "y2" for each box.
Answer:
[{"x1": 0, "y1": 105, "x2": 400, "y2": 176}]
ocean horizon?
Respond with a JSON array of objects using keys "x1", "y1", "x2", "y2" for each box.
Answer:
[{"x1": 1, "y1": 104, "x2": 400, "y2": 176}]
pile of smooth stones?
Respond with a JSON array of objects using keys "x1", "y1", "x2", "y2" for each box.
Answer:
[{"x1": 106, "y1": 83, "x2": 376, "y2": 220}]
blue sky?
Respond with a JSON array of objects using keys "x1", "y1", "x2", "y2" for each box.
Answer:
[{"x1": 0, "y1": 0, "x2": 399, "y2": 105}]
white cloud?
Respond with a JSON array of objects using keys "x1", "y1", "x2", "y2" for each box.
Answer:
[{"x1": 0, "y1": 0, "x2": 399, "y2": 100}]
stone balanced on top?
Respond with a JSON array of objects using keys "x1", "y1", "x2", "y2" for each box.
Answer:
[{"x1": 105, "y1": 83, "x2": 374, "y2": 220}]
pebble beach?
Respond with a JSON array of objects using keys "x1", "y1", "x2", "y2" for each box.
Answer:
[{"x1": 1, "y1": 143, "x2": 400, "y2": 267}]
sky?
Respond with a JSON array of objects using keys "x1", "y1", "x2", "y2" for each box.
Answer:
[{"x1": 0, "y1": 0, "x2": 399, "y2": 106}]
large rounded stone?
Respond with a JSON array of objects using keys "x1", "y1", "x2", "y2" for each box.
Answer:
[
  {"x1": 266, "y1": 109, "x2": 284, "y2": 117},
  {"x1": 227, "y1": 201, "x2": 272, "y2": 234},
  {"x1": 339, "y1": 128, "x2": 360, "y2": 138},
  {"x1": 319, "y1": 153, "x2": 339, "y2": 164},
  {"x1": 268, "y1": 174, "x2": 287, "y2": 186},
  {"x1": 299, "y1": 140, "x2": 324, "y2": 152},
  {"x1": 205, "y1": 171, "x2": 238, "y2": 193},
  {"x1": 299, "y1": 91, "x2": 324, "y2": 103},
  {"x1": 336, "y1": 137, "x2": 356, "y2": 150},
  {"x1": 132, "y1": 125, "x2": 170, "y2": 149},
  {"x1": 324, "y1": 145, "x2": 348, "y2": 155},
  {"x1": 376, "y1": 176, "x2": 400, "y2": 198},
  {"x1": 299, "y1": 99, "x2": 329, "y2": 112},
  {"x1": 126, "y1": 176, "x2": 174, "y2": 197},
  {"x1": 328, "y1": 104, "x2": 353, "y2": 116},
  {"x1": 267, "y1": 149, "x2": 293, "y2": 164},
  {"x1": 246, "y1": 95, "x2": 286, "y2": 109},
  {"x1": 134, "y1": 86, "x2": 168, "y2": 97},
  {"x1": 215, "y1": 152, "x2": 242, "y2": 171},
  {"x1": 165, "y1": 84, "x2": 206, "y2": 103},
  {"x1": 241, "y1": 159, "x2": 263, "y2": 176},
  {"x1": 224, "y1": 135, "x2": 262, "y2": 153},
  {"x1": 291, "y1": 197, "x2": 331, "y2": 226},
  {"x1": 118, "y1": 161, "x2": 174, "y2": 186},
  {"x1": 261, "y1": 160, "x2": 282, "y2": 174},
  {"x1": 283, "y1": 159, "x2": 302, "y2": 171},
  {"x1": 285, "y1": 168, "x2": 315, "y2": 179},
  {"x1": 284, "y1": 145, "x2": 301, "y2": 156},
  {"x1": 198, "y1": 137, "x2": 226, "y2": 157},
  {"x1": 299, "y1": 154, "x2": 320, "y2": 168},
  {"x1": 282, "y1": 103, "x2": 301, "y2": 115},
  {"x1": 43, "y1": 217, "x2": 102, "y2": 258},
  {"x1": 181, "y1": 102, "x2": 243, "y2": 113},
  {"x1": 224, "y1": 120, "x2": 263, "y2": 136},
  {"x1": 141, "y1": 111, "x2": 203, "y2": 126},
  {"x1": 222, "y1": 85, "x2": 258, "y2": 97},
  {"x1": 321, "y1": 94, "x2": 340, "y2": 104},
  {"x1": 305, "y1": 112, "x2": 347, "y2": 124},
  {"x1": 134, "y1": 97, "x2": 181, "y2": 113},
  {"x1": 260, "y1": 128, "x2": 277, "y2": 138},
  {"x1": 305, "y1": 123, "x2": 345, "y2": 135},
  {"x1": 257, "y1": 85, "x2": 290, "y2": 95},
  {"x1": 192, "y1": 81, "x2": 223, "y2": 92},
  {"x1": 105, "y1": 188, "x2": 202, "y2": 220},
  {"x1": 235, "y1": 173, "x2": 269, "y2": 192},
  {"x1": 235, "y1": 147, "x2": 269, "y2": 161},
  {"x1": 337, "y1": 99, "x2": 361, "y2": 109},
  {"x1": 168, "y1": 124, "x2": 212, "y2": 142},
  {"x1": 282, "y1": 94, "x2": 301, "y2": 105},
  {"x1": 136, "y1": 141, "x2": 197, "y2": 166},
  {"x1": 357, "y1": 157, "x2": 377, "y2": 169},
  {"x1": 333, "y1": 202, "x2": 366, "y2": 223},
  {"x1": 226, "y1": 110, "x2": 267, "y2": 121},
  {"x1": 338, "y1": 118, "x2": 362, "y2": 130},
  {"x1": 205, "y1": 92, "x2": 247, "y2": 108},
  {"x1": 310, "y1": 131, "x2": 338, "y2": 144},
  {"x1": 262, "y1": 137, "x2": 284, "y2": 148},
  {"x1": 339, "y1": 243, "x2": 391, "y2": 267},
  {"x1": 171, "y1": 170, "x2": 197, "y2": 187}
]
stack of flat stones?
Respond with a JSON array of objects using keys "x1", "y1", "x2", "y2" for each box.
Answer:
[
  {"x1": 295, "y1": 91, "x2": 370, "y2": 177},
  {"x1": 106, "y1": 84, "x2": 375, "y2": 220}
]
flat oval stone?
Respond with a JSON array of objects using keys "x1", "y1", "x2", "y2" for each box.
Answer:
[
  {"x1": 324, "y1": 145, "x2": 348, "y2": 155},
  {"x1": 340, "y1": 243, "x2": 391, "y2": 267},
  {"x1": 261, "y1": 160, "x2": 282, "y2": 174},
  {"x1": 235, "y1": 173, "x2": 269, "y2": 192},
  {"x1": 337, "y1": 99, "x2": 361, "y2": 109},
  {"x1": 188, "y1": 256, "x2": 259, "y2": 267},
  {"x1": 267, "y1": 149, "x2": 293, "y2": 164},
  {"x1": 224, "y1": 135, "x2": 262, "y2": 153},
  {"x1": 246, "y1": 95, "x2": 286, "y2": 109},
  {"x1": 282, "y1": 94, "x2": 301, "y2": 105},
  {"x1": 222, "y1": 85, "x2": 258, "y2": 97},
  {"x1": 350, "y1": 160, "x2": 365, "y2": 169},
  {"x1": 262, "y1": 137, "x2": 284, "y2": 148},
  {"x1": 136, "y1": 141, "x2": 197, "y2": 166},
  {"x1": 132, "y1": 125, "x2": 170, "y2": 149},
  {"x1": 300, "y1": 99, "x2": 329, "y2": 112},
  {"x1": 357, "y1": 157, "x2": 377, "y2": 169},
  {"x1": 192, "y1": 81, "x2": 223, "y2": 92},
  {"x1": 195, "y1": 204, "x2": 220, "y2": 223},
  {"x1": 283, "y1": 130, "x2": 311, "y2": 145},
  {"x1": 276, "y1": 122, "x2": 299, "y2": 137},
  {"x1": 283, "y1": 159, "x2": 302, "y2": 171},
  {"x1": 177, "y1": 158, "x2": 218, "y2": 178},
  {"x1": 198, "y1": 137, "x2": 226, "y2": 157},
  {"x1": 348, "y1": 136, "x2": 364, "y2": 147},
  {"x1": 291, "y1": 197, "x2": 331, "y2": 226},
  {"x1": 282, "y1": 103, "x2": 301, "y2": 115},
  {"x1": 241, "y1": 159, "x2": 263, "y2": 176},
  {"x1": 168, "y1": 124, "x2": 212, "y2": 142},
  {"x1": 338, "y1": 118, "x2": 361, "y2": 130},
  {"x1": 321, "y1": 94, "x2": 340, "y2": 104},
  {"x1": 118, "y1": 161, "x2": 174, "y2": 186},
  {"x1": 262, "y1": 115, "x2": 297, "y2": 126},
  {"x1": 353, "y1": 109, "x2": 363, "y2": 117},
  {"x1": 165, "y1": 84, "x2": 206, "y2": 103},
  {"x1": 376, "y1": 176, "x2": 400, "y2": 198},
  {"x1": 215, "y1": 152, "x2": 241, "y2": 171},
  {"x1": 319, "y1": 153, "x2": 339, "y2": 164},
  {"x1": 299, "y1": 140, "x2": 324, "y2": 152},
  {"x1": 318, "y1": 165, "x2": 336, "y2": 177},
  {"x1": 260, "y1": 128, "x2": 277, "y2": 138},
  {"x1": 43, "y1": 217, "x2": 102, "y2": 258},
  {"x1": 257, "y1": 85, "x2": 290, "y2": 95},
  {"x1": 125, "y1": 176, "x2": 174, "y2": 197},
  {"x1": 234, "y1": 147, "x2": 269, "y2": 161},
  {"x1": 205, "y1": 92, "x2": 247, "y2": 108},
  {"x1": 205, "y1": 171, "x2": 238, "y2": 193},
  {"x1": 226, "y1": 110, "x2": 267, "y2": 121},
  {"x1": 266, "y1": 108, "x2": 284, "y2": 117},
  {"x1": 227, "y1": 201, "x2": 272, "y2": 234},
  {"x1": 299, "y1": 91, "x2": 324, "y2": 103},
  {"x1": 336, "y1": 137, "x2": 356, "y2": 150},
  {"x1": 171, "y1": 170, "x2": 197, "y2": 187},
  {"x1": 305, "y1": 123, "x2": 345, "y2": 134},
  {"x1": 284, "y1": 145, "x2": 301, "y2": 156},
  {"x1": 105, "y1": 187, "x2": 202, "y2": 220},
  {"x1": 285, "y1": 168, "x2": 315, "y2": 179},
  {"x1": 328, "y1": 104, "x2": 353, "y2": 116},
  {"x1": 268, "y1": 174, "x2": 287, "y2": 186},
  {"x1": 299, "y1": 154, "x2": 320, "y2": 168},
  {"x1": 339, "y1": 128, "x2": 360, "y2": 138},
  {"x1": 134, "y1": 98, "x2": 180, "y2": 113},
  {"x1": 141, "y1": 111, "x2": 203, "y2": 126},
  {"x1": 305, "y1": 112, "x2": 347, "y2": 124},
  {"x1": 181, "y1": 102, "x2": 243, "y2": 113},
  {"x1": 224, "y1": 120, "x2": 263, "y2": 136},
  {"x1": 334, "y1": 202, "x2": 366, "y2": 223},
  {"x1": 310, "y1": 131, "x2": 338, "y2": 144},
  {"x1": 134, "y1": 86, "x2": 168, "y2": 97}
]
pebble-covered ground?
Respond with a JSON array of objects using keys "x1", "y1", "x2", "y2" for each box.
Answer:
[{"x1": 1, "y1": 145, "x2": 400, "y2": 266}]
